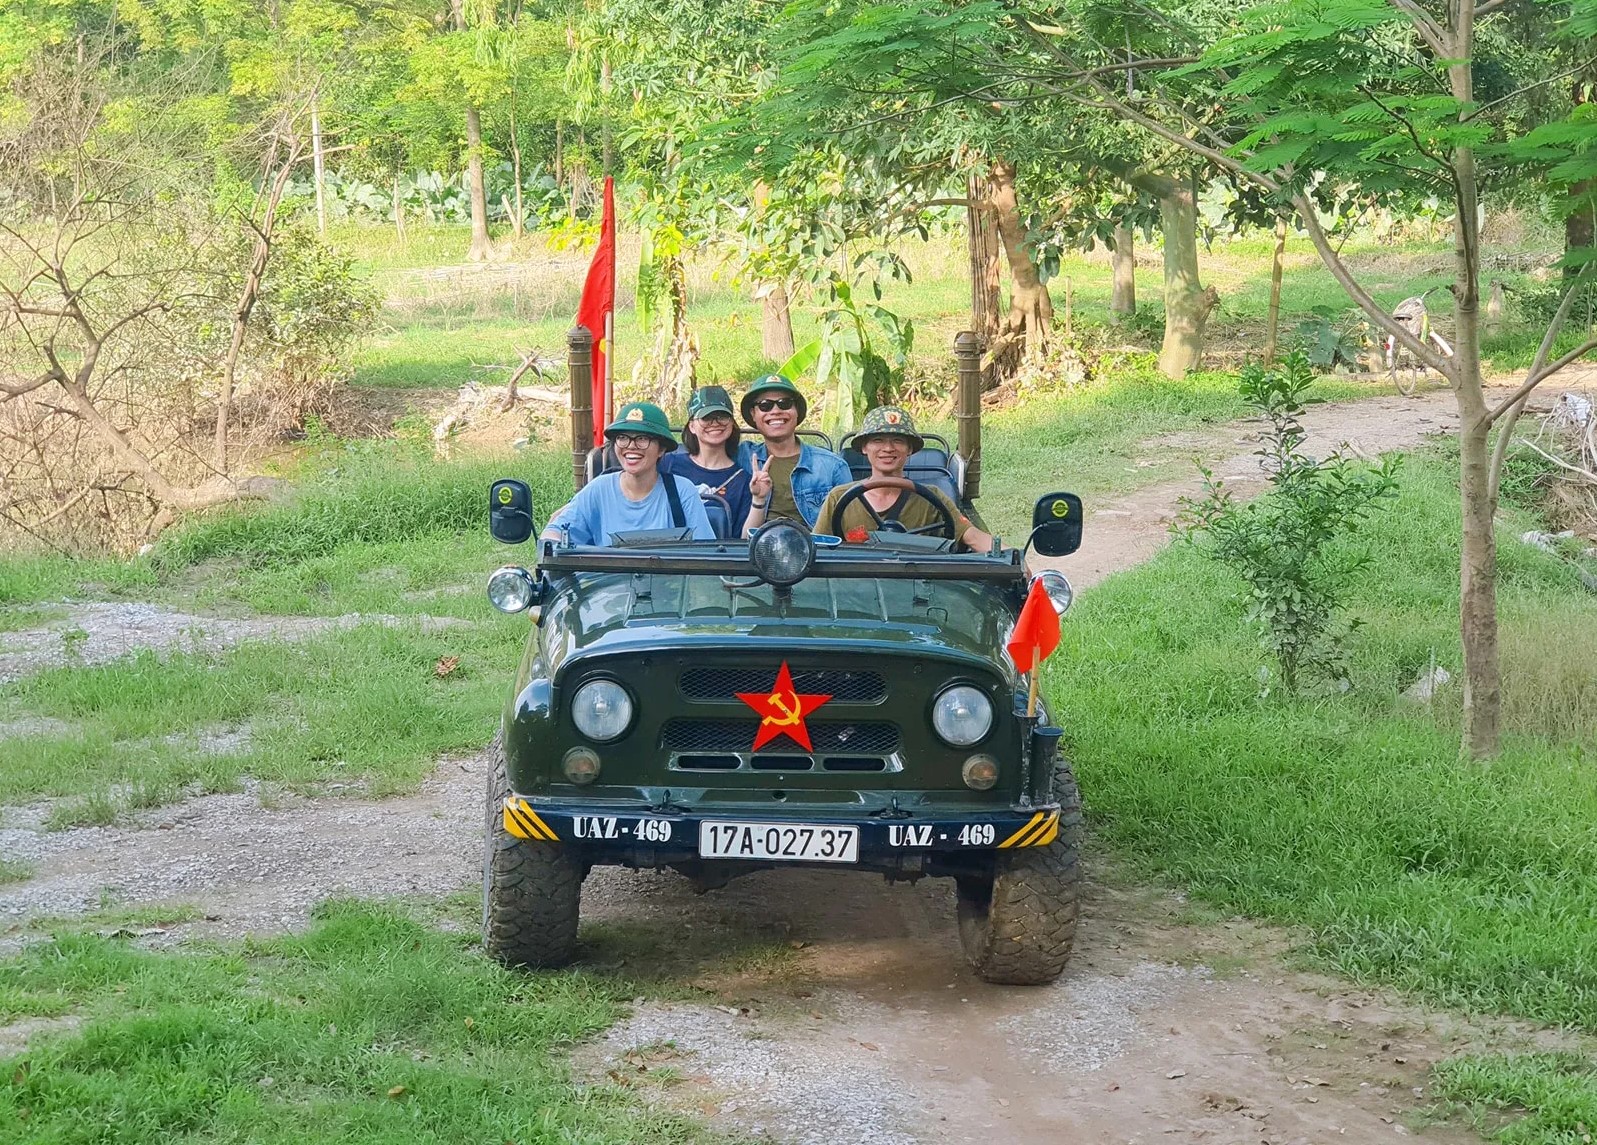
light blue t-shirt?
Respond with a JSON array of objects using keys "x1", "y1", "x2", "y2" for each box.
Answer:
[{"x1": 545, "y1": 473, "x2": 715, "y2": 546}]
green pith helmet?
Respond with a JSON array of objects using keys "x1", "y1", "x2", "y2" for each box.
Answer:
[
  {"x1": 855, "y1": 405, "x2": 925, "y2": 454},
  {"x1": 686, "y1": 384, "x2": 735, "y2": 420},
  {"x1": 603, "y1": 401, "x2": 676, "y2": 448},
  {"x1": 740, "y1": 374, "x2": 809, "y2": 426}
]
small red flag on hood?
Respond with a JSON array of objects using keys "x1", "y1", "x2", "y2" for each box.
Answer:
[
  {"x1": 575, "y1": 176, "x2": 616, "y2": 443},
  {"x1": 1007, "y1": 578, "x2": 1061, "y2": 673}
]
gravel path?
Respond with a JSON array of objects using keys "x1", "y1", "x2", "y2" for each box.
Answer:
[{"x1": 0, "y1": 602, "x2": 468, "y2": 684}]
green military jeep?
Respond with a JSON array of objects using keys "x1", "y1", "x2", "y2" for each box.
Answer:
[{"x1": 479, "y1": 332, "x2": 1085, "y2": 985}]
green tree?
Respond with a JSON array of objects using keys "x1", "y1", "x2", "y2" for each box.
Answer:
[{"x1": 1001, "y1": 0, "x2": 1597, "y2": 757}]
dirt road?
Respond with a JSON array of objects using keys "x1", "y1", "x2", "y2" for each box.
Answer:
[{"x1": 4, "y1": 379, "x2": 1589, "y2": 1142}]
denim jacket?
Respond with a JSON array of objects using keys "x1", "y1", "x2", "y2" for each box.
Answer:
[{"x1": 737, "y1": 440, "x2": 853, "y2": 527}]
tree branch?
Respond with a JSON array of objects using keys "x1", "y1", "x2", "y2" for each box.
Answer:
[
  {"x1": 1463, "y1": 59, "x2": 1597, "y2": 122},
  {"x1": 1388, "y1": 0, "x2": 1450, "y2": 56},
  {"x1": 1473, "y1": 0, "x2": 1512, "y2": 16},
  {"x1": 0, "y1": 371, "x2": 61, "y2": 399}
]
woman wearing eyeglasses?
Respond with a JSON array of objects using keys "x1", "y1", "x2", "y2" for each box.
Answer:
[
  {"x1": 736, "y1": 375, "x2": 851, "y2": 534},
  {"x1": 541, "y1": 402, "x2": 715, "y2": 546},
  {"x1": 660, "y1": 385, "x2": 753, "y2": 538}
]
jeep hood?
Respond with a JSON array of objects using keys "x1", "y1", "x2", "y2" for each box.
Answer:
[{"x1": 538, "y1": 571, "x2": 1021, "y2": 679}]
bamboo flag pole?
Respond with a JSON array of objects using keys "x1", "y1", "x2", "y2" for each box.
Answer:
[
  {"x1": 1026, "y1": 645, "x2": 1040, "y2": 718},
  {"x1": 603, "y1": 309, "x2": 615, "y2": 427}
]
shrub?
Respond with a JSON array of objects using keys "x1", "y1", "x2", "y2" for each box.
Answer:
[{"x1": 1176, "y1": 350, "x2": 1401, "y2": 692}]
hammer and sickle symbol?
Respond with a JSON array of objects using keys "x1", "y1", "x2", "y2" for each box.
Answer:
[{"x1": 764, "y1": 690, "x2": 802, "y2": 726}]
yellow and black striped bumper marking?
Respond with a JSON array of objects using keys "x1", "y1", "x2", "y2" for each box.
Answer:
[
  {"x1": 502, "y1": 798, "x2": 560, "y2": 842},
  {"x1": 998, "y1": 809, "x2": 1060, "y2": 849}
]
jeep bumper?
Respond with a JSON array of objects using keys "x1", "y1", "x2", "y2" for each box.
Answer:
[{"x1": 502, "y1": 795, "x2": 1061, "y2": 863}]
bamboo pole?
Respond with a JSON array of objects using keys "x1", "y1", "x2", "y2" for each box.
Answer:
[
  {"x1": 568, "y1": 326, "x2": 594, "y2": 491},
  {"x1": 953, "y1": 331, "x2": 983, "y2": 499}
]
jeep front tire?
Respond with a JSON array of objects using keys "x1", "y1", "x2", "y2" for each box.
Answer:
[
  {"x1": 482, "y1": 734, "x2": 583, "y2": 968},
  {"x1": 956, "y1": 759, "x2": 1083, "y2": 985}
]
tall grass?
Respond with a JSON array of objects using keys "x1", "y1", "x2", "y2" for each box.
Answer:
[{"x1": 157, "y1": 445, "x2": 572, "y2": 571}]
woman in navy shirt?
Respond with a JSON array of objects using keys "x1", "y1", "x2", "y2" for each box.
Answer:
[{"x1": 661, "y1": 384, "x2": 754, "y2": 537}]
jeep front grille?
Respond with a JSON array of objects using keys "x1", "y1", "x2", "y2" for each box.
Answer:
[
  {"x1": 659, "y1": 718, "x2": 900, "y2": 755},
  {"x1": 678, "y1": 667, "x2": 887, "y2": 704}
]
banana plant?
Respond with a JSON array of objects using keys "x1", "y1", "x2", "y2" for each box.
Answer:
[{"x1": 778, "y1": 280, "x2": 913, "y2": 436}]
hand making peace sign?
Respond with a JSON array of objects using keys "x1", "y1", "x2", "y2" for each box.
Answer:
[{"x1": 750, "y1": 452, "x2": 773, "y2": 503}]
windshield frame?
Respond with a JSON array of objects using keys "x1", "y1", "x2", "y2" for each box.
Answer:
[{"x1": 536, "y1": 539, "x2": 1028, "y2": 584}]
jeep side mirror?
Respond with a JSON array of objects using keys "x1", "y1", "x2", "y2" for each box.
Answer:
[
  {"x1": 1029, "y1": 492, "x2": 1083, "y2": 557},
  {"x1": 489, "y1": 479, "x2": 535, "y2": 544}
]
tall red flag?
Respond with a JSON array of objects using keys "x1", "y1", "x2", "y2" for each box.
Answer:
[
  {"x1": 1007, "y1": 578, "x2": 1061, "y2": 674},
  {"x1": 575, "y1": 176, "x2": 616, "y2": 444}
]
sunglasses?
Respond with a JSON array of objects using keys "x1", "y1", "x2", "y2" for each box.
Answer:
[
  {"x1": 694, "y1": 412, "x2": 734, "y2": 425},
  {"x1": 754, "y1": 397, "x2": 796, "y2": 412},
  {"x1": 611, "y1": 433, "x2": 659, "y2": 450}
]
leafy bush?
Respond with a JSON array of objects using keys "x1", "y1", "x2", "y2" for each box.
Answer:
[
  {"x1": 1177, "y1": 350, "x2": 1401, "y2": 691},
  {"x1": 242, "y1": 227, "x2": 380, "y2": 438},
  {"x1": 1292, "y1": 307, "x2": 1370, "y2": 370}
]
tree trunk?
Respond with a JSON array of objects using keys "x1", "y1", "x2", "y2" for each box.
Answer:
[
  {"x1": 1569, "y1": 195, "x2": 1594, "y2": 267},
  {"x1": 1447, "y1": 17, "x2": 1501, "y2": 760},
  {"x1": 1152, "y1": 176, "x2": 1218, "y2": 378},
  {"x1": 751, "y1": 182, "x2": 795, "y2": 362},
  {"x1": 1458, "y1": 404, "x2": 1501, "y2": 759},
  {"x1": 1567, "y1": 80, "x2": 1593, "y2": 278},
  {"x1": 555, "y1": 119, "x2": 564, "y2": 186},
  {"x1": 393, "y1": 171, "x2": 406, "y2": 247},
  {"x1": 508, "y1": 91, "x2": 524, "y2": 239},
  {"x1": 1109, "y1": 222, "x2": 1136, "y2": 323},
  {"x1": 1264, "y1": 217, "x2": 1287, "y2": 364},
  {"x1": 464, "y1": 106, "x2": 491, "y2": 261},
  {"x1": 762, "y1": 283, "x2": 795, "y2": 362},
  {"x1": 968, "y1": 171, "x2": 1006, "y2": 386},
  {"x1": 987, "y1": 159, "x2": 1053, "y2": 366},
  {"x1": 451, "y1": 0, "x2": 490, "y2": 262},
  {"x1": 310, "y1": 100, "x2": 327, "y2": 237}
]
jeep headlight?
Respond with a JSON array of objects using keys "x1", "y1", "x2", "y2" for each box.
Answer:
[
  {"x1": 1033, "y1": 569, "x2": 1074, "y2": 615},
  {"x1": 487, "y1": 566, "x2": 537, "y2": 613},
  {"x1": 932, "y1": 684, "x2": 992, "y2": 747},
  {"x1": 749, "y1": 520, "x2": 816, "y2": 587},
  {"x1": 571, "y1": 679, "x2": 634, "y2": 742}
]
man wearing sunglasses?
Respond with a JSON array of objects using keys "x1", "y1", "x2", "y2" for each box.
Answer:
[
  {"x1": 737, "y1": 374, "x2": 851, "y2": 534},
  {"x1": 542, "y1": 402, "x2": 715, "y2": 546}
]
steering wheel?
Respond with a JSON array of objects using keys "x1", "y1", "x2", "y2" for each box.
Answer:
[{"x1": 828, "y1": 476, "x2": 958, "y2": 541}]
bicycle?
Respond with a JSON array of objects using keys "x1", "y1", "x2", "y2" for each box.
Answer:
[{"x1": 1384, "y1": 293, "x2": 1455, "y2": 396}]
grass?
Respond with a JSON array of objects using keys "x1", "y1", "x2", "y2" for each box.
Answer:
[
  {"x1": 1049, "y1": 451, "x2": 1597, "y2": 1033},
  {"x1": 4, "y1": 618, "x2": 526, "y2": 821},
  {"x1": 1433, "y1": 1053, "x2": 1597, "y2": 1145},
  {"x1": 0, "y1": 899, "x2": 717, "y2": 1144},
  {"x1": 0, "y1": 442, "x2": 585, "y2": 816},
  {"x1": 0, "y1": 859, "x2": 36, "y2": 885}
]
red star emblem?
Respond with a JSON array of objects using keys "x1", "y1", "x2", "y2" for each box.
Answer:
[{"x1": 736, "y1": 662, "x2": 832, "y2": 751}]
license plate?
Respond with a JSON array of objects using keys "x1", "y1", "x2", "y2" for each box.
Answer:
[{"x1": 698, "y1": 821, "x2": 859, "y2": 863}]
